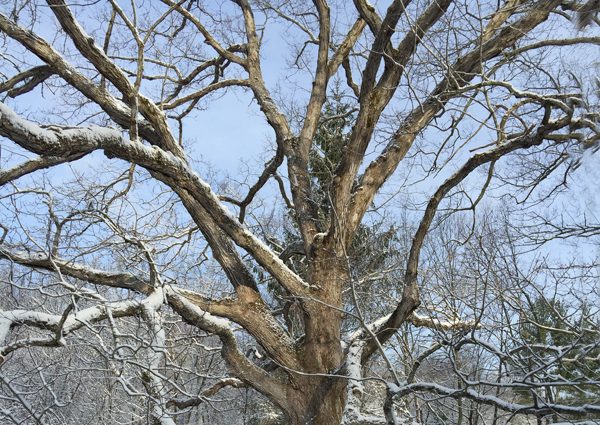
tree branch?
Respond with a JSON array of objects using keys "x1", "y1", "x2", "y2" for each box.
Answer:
[{"x1": 346, "y1": 0, "x2": 562, "y2": 238}]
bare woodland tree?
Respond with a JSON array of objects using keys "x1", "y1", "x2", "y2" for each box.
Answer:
[{"x1": 0, "y1": 0, "x2": 599, "y2": 424}]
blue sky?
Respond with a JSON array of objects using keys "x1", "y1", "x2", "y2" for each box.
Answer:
[{"x1": 1, "y1": 1, "x2": 598, "y2": 260}]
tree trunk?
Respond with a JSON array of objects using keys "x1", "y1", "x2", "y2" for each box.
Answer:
[
  {"x1": 302, "y1": 242, "x2": 347, "y2": 371},
  {"x1": 283, "y1": 377, "x2": 347, "y2": 425},
  {"x1": 285, "y1": 244, "x2": 349, "y2": 424}
]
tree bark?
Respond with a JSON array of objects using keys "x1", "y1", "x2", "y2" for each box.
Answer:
[
  {"x1": 283, "y1": 377, "x2": 347, "y2": 425},
  {"x1": 287, "y1": 243, "x2": 349, "y2": 424}
]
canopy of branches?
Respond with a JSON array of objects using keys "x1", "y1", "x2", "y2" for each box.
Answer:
[{"x1": 0, "y1": 0, "x2": 599, "y2": 424}]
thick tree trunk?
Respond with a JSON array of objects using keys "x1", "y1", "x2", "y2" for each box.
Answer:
[
  {"x1": 284, "y1": 244, "x2": 349, "y2": 424},
  {"x1": 302, "y1": 242, "x2": 347, "y2": 370},
  {"x1": 302, "y1": 301, "x2": 343, "y2": 371},
  {"x1": 283, "y1": 377, "x2": 347, "y2": 425},
  {"x1": 304, "y1": 381, "x2": 346, "y2": 424}
]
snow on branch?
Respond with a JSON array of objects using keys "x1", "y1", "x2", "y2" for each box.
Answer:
[
  {"x1": 0, "y1": 100, "x2": 310, "y2": 298},
  {"x1": 341, "y1": 339, "x2": 388, "y2": 425},
  {"x1": 0, "y1": 246, "x2": 153, "y2": 293},
  {"x1": 166, "y1": 378, "x2": 245, "y2": 410},
  {"x1": 388, "y1": 381, "x2": 600, "y2": 417},
  {"x1": 0, "y1": 299, "x2": 140, "y2": 359}
]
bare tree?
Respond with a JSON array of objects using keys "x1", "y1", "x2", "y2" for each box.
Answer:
[{"x1": 0, "y1": 0, "x2": 599, "y2": 424}]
